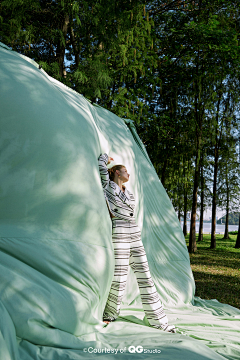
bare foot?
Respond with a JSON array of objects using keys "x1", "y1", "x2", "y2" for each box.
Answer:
[{"x1": 103, "y1": 320, "x2": 111, "y2": 324}]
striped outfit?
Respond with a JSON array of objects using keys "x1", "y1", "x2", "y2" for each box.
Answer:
[{"x1": 98, "y1": 154, "x2": 175, "y2": 332}]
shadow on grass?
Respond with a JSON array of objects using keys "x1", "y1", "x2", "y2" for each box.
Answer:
[
  {"x1": 185, "y1": 235, "x2": 240, "y2": 309},
  {"x1": 186, "y1": 235, "x2": 240, "y2": 266},
  {"x1": 192, "y1": 270, "x2": 240, "y2": 309},
  {"x1": 190, "y1": 251, "x2": 240, "y2": 269}
]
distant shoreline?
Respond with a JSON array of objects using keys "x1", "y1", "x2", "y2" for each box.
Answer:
[
  {"x1": 183, "y1": 220, "x2": 237, "y2": 225},
  {"x1": 180, "y1": 221, "x2": 238, "y2": 234}
]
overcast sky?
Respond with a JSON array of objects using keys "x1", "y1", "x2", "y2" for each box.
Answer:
[{"x1": 203, "y1": 208, "x2": 225, "y2": 220}]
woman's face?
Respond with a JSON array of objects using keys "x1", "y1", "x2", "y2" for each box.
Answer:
[{"x1": 118, "y1": 167, "x2": 130, "y2": 183}]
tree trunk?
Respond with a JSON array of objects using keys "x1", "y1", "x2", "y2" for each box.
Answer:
[
  {"x1": 161, "y1": 158, "x2": 168, "y2": 187},
  {"x1": 237, "y1": 132, "x2": 240, "y2": 248},
  {"x1": 223, "y1": 168, "x2": 230, "y2": 239},
  {"x1": 235, "y1": 215, "x2": 240, "y2": 248},
  {"x1": 189, "y1": 149, "x2": 200, "y2": 253},
  {"x1": 198, "y1": 158, "x2": 204, "y2": 242},
  {"x1": 210, "y1": 96, "x2": 222, "y2": 249},
  {"x1": 70, "y1": 25, "x2": 80, "y2": 68},
  {"x1": 178, "y1": 209, "x2": 181, "y2": 222},
  {"x1": 57, "y1": 13, "x2": 69, "y2": 77},
  {"x1": 210, "y1": 154, "x2": 217, "y2": 248},
  {"x1": 224, "y1": 209, "x2": 229, "y2": 239},
  {"x1": 183, "y1": 189, "x2": 187, "y2": 236},
  {"x1": 198, "y1": 202, "x2": 204, "y2": 242},
  {"x1": 223, "y1": 185, "x2": 230, "y2": 240},
  {"x1": 188, "y1": 86, "x2": 202, "y2": 252}
]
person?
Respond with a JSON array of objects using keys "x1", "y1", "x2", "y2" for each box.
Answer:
[{"x1": 98, "y1": 153, "x2": 176, "y2": 333}]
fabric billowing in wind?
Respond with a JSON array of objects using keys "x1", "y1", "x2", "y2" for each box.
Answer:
[{"x1": 0, "y1": 42, "x2": 240, "y2": 360}]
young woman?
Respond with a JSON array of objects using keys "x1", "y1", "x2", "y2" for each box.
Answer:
[{"x1": 98, "y1": 153, "x2": 176, "y2": 333}]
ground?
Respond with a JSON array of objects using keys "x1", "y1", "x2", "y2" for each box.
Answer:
[{"x1": 185, "y1": 233, "x2": 240, "y2": 309}]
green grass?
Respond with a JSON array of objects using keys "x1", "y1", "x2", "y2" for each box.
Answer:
[
  {"x1": 185, "y1": 234, "x2": 240, "y2": 309},
  {"x1": 229, "y1": 230, "x2": 238, "y2": 235}
]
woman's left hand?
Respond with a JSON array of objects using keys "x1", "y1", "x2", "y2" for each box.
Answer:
[{"x1": 107, "y1": 156, "x2": 114, "y2": 164}]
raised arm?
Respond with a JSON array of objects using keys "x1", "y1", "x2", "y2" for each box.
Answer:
[{"x1": 98, "y1": 153, "x2": 113, "y2": 189}]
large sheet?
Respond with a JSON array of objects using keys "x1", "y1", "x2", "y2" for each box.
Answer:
[{"x1": 0, "y1": 42, "x2": 240, "y2": 360}]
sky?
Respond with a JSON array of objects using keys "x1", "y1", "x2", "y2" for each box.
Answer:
[{"x1": 203, "y1": 208, "x2": 225, "y2": 220}]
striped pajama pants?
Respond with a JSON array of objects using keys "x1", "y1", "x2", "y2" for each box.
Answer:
[{"x1": 103, "y1": 218, "x2": 169, "y2": 329}]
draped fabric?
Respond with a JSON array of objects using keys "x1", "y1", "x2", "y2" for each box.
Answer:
[{"x1": 0, "y1": 42, "x2": 240, "y2": 360}]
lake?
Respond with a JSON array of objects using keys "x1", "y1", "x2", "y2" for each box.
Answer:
[{"x1": 180, "y1": 221, "x2": 239, "y2": 234}]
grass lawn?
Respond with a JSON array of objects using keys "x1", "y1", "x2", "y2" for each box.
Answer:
[{"x1": 185, "y1": 234, "x2": 240, "y2": 310}]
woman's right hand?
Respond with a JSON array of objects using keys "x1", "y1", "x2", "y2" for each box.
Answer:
[{"x1": 107, "y1": 156, "x2": 114, "y2": 164}]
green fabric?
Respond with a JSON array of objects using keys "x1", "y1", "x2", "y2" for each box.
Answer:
[
  {"x1": 123, "y1": 119, "x2": 152, "y2": 165},
  {"x1": 0, "y1": 42, "x2": 240, "y2": 360}
]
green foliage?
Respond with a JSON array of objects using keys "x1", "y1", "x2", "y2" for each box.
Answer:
[
  {"x1": 217, "y1": 212, "x2": 240, "y2": 225},
  {"x1": 0, "y1": 0, "x2": 240, "y2": 249}
]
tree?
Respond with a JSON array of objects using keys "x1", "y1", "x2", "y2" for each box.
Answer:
[
  {"x1": 1, "y1": 0, "x2": 240, "y2": 245},
  {"x1": 218, "y1": 134, "x2": 240, "y2": 238},
  {"x1": 198, "y1": 150, "x2": 210, "y2": 241},
  {"x1": 235, "y1": 215, "x2": 240, "y2": 248}
]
